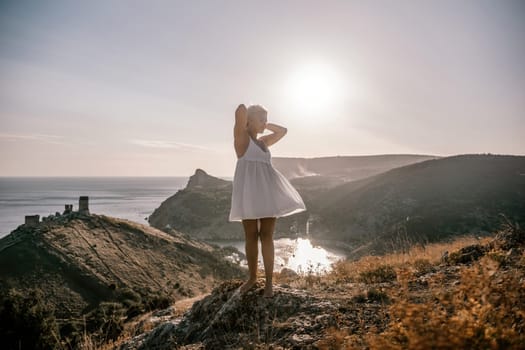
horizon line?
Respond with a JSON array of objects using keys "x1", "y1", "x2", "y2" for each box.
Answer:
[{"x1": 1, "y1": 152, "x2": 523, "y2": 178}]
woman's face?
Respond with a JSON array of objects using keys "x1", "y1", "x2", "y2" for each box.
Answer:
[{"x1": 248, "y1": 112, "x2": 267, "y2": 133}]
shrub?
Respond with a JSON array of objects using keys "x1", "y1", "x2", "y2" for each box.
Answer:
[
  {"x1": 144, "y1": 292, "x2": 172, "y2": 311},
  {"x1": 412, "y1": 259, "x2": 435, "y2": 276},
  {"x1": 359, "y1": 265, "x2": 397, "y2": 283},
  {"x1": 85, "y1": 302, "x2": 126, "y2": 343},
  {"x1": 0, "y1": 288, "x2": 60, "y2": 350},
  {"x1": 351, "y1": 288, "x2": 390, "y2": 304},
  {"x1": 367, "y1": 288, "x2": 390, "y2": 304},
  {"x1": 447, "y1": 244, "x2": 487, "y2": 265}
]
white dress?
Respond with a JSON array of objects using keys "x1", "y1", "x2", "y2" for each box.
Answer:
[{"x1": 229, "y1": 136, "x2": 307, "y2": 221}]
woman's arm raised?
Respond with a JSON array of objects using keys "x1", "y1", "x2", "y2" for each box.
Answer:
[
  {"x1": 233, "y1": 104, "x2": 248, "y2": 138},
  {"x1": 233, "y1": 104, "x2": 249, "y2": 157},
  {"x1": 260, "y1": 122, "x2": 287, "y2": 147}
]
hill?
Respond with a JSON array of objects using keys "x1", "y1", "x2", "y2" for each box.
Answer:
[
  {"x1": 148, "y1": 169, "x2": 248, "y2": 240},
  {"x1": 148, "y1": 155, "x2": 524, "y2": 250},
  {"x1": 147, "y1": 153, "x2": 438, "y2": 241},
  {"x1": 0, "y1": 210, "x2": 244, "y2": 347},
  {"x1": 148, "y1": 169, "x2": 310, "y2": 240},
  {"x1": 311, "y1": 154, "x2": 525, "y2": 254},
  {"x1": 271, "y1": 154, "x2": 439, "y2": 180}
]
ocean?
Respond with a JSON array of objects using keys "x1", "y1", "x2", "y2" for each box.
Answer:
[
  {"x1": 0, "y1": 176, "x2": 223, "y2": 238},
  {"x1": 0, "y1": 176, "x2": 345, "y2": 272}
]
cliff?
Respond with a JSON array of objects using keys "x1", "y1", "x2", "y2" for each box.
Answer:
[
  {"x1": 148, "y1": 168, "x2": 310, "y2": 240},
  {"x1": 186, "y1": 168, "x2": 230, "y2": 189}
]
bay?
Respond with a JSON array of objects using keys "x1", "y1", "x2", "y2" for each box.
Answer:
[{"x1": 208, "y1": 238, "x2": 345, "y2": 274}]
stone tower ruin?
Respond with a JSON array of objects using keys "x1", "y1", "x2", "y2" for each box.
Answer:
[
  {"x1": 78, "y1": 196, "x2": 90, "y2": 215},
  {"x1": 24, "y1": 215, "x2": 40, "y2": 227},
  {"x1": 63, "y1": 204, "x2": 73, "y2": 214}
]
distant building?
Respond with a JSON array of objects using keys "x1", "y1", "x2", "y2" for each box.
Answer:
[
  {"x1": 25, "y1": 215, "x2": 40, "y2": 227},
  {"x1": 79, "y1": 196, "x2": 90, "y2": 215}
]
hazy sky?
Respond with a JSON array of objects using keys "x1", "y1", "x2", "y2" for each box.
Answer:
[{"x1": 1, "y1": 0, "x2": 524, "y2": 177}]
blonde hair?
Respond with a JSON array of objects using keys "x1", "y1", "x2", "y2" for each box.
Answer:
[{"x1": 247, "y1": 104, "x2": 268, "y2": 121}]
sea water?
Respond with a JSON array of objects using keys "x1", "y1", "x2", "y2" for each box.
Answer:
[
  {"x1": 0, "y1": 176, "x2": 344, "y2": 273},
  {"x1": 209, "y1": 238, "x2": 345, "y2": 274},
  {"x1": 0, "y1": 176, "x2": 193, "y2": 238}
]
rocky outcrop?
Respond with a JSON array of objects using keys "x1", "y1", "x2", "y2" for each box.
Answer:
[
  {"x1": 173, "y1": 280, "x2": 340, "y2": 348},
  {"x1": 120, "y1": 279, "x2": 386, "y2": 350},
  {"x1": 186, "y1": 168, "x2": 230, "y2": 190}
]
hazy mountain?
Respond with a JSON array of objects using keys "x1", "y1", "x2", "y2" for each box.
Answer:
[{"x1": 271, "y1": 154, "x2": 440, "y2": 180}]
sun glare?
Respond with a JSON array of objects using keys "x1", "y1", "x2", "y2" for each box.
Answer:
[
  {"x1": 284, "y1": 238, "x2": 342, "y2": 274},
  {"x1": 283, "y1": 62, "x2": 346, "y2": 120}
]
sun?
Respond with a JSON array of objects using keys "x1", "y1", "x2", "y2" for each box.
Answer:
[{"x1": 283, "y1": 61, "x2": 346, "y2": 120}]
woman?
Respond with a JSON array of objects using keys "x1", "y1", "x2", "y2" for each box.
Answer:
[{"x1": 229, "y1": 103, "x2": 307, "y2": 298}]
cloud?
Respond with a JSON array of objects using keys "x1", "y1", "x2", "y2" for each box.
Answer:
[
  {"x1": 0, "y1": 132, "x2": 67, "y2": 145},
  {"x1": 129, "y1": 138, "x2": 219, "y2": 152}
]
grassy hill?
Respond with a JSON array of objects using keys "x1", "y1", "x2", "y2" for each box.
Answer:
[
  {"x1": 0, "y1": 211, "x2": 244, "y2": 348},
  {"x1": 312, "y1": 154, "x2": 525, "y2": 254}
]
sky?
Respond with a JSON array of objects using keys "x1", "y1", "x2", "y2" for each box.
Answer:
[{"x1": 0, "y1": 0, "x2": 524, "y2": 177}]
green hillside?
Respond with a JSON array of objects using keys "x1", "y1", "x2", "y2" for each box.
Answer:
[{"x1": 313, "y1": 154, "x2": 525, "y2": 253}]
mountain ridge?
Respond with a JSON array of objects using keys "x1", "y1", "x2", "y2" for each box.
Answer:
[
  {"x1": 148, "y1": 154, "x2": 440, "y2": 240},
  {"x1": 149, "y1": 154, "x2": 525, "y2": 253},
  {"x1": 271, "y1": 153, "x2": 440, "y2": 180}
]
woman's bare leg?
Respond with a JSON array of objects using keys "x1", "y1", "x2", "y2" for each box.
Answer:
[
  {"x1": 240, "y1": 218, "x2": 258, "y2": 293},
  {"x1": 259, "y1": 217, "x2": 276, "y2": 297}
]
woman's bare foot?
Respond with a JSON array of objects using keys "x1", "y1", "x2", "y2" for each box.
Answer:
[
  {"x1": 239, "y1": 278, "x2": 257, "y2": 293},
  {"x1": 263, "y1": 284, "x2": 273, "y2": 298}
]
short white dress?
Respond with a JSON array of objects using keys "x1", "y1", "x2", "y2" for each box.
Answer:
[{"x1": 229, "y1": 136, "x2": 307, "y2": 221}]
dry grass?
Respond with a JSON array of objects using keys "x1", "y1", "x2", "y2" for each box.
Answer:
[
  {"x1": 328, "y1": 235, "x2": 488, "y2": 283},
  {"x1": 82, "y1": 293, "x2": 210, "y2": 350},
  {"x1": 318, "y1": 230, "x2": 525, "y2": 350},
  {"x1": 86, "y1": 232, "x2": 524, "y2": 349},
  {"x1": 367, "y1": 255, "x2": 525, "y2": 349}
]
